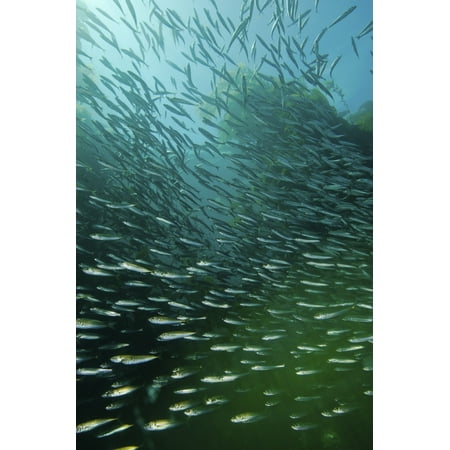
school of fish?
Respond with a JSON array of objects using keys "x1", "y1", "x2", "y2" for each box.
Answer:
[{"x1": 76, "y1": 0, "x2": 372, "y2": 449}]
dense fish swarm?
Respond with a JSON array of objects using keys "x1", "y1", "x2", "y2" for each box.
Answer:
[{"x1": 77, "y1": 0, "x2": 372, "y2": 449}]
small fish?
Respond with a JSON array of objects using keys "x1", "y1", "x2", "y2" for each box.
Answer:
[
  {"x1": 357, "y1": 20, "x2": 373, "y2": 39},
  {"x1": 351, "y1": 36, "x2": 359, "y2": 58},
  {"x1": 242, "y1": 75, "x2": 248, "y2": 105},
  {"x1": 205, "y1": 396, "x2": 229, "y2": 406},
  {"x1": 344, "y1": 315, "x2": 372, "y2": 323},
  {"x1": 116, "y1": 300, "x2": 141, "y2": 306},
  {"x1": 300, "y1": 280, "x2": 328, "y2": 287},
  {"x1": 113, "y1": 447, "x2": 139, "y2": 450},
  {"x1": 327, "y1": 329, "x2": 351, "y2": 336},
  {"x1": 211, "y1": 344, "x2": 241, "y2": 352},
  {"x1": 201, "y1": 373, "x2": 244, "y2": 383},
  {"x1": 144, "y1": 419, "x2": 179, "y2": 431},
  {"x1": 263, "y1": 389, "x2": 282, "y2": 396},
  {"x1": 243, "y1": 345, "x2": 269, "y2": 352},
  {"x1": 223, "y1": 317, "x2": 247, "y2": 325},
  {"x1": 291, "y1": 422, "x2": 318, "y2": 431},
  {"x1": 202, "y1": 299, "x2": 231, "y2": 309},
  {"x1": 314, "y1": 308, "x2": 351, "y2": 320},
  {"x1": 169, "y1": 400, "x2": 197, "y2": 411},
  {"x1": 111, "y1": 0, "x2": 124, "y2": 15},
  {"x1": 167, "y1": 8, "x2": 186, "y2": 28},
  {"x1": 124, "y1": 280, "x2": 152, "y2": 287},
  {"x1": 174, "y1": 388, "x2": 204, "y2": 395},
  {"x1": 157, "y1": 331, "x2": 196, "y2": 341},
  {"x1": 184, "y1": 406, "x2": 215, "y2": 417},
  {"x1": 105, "y1": 202, "x2": 136, "y2": 209},
  {"x1": 147, "y1": 297, "x2": 170, "y2": 303},
  {"x1": 110, "y1": 355, "x2": 158, "y2": 365},
  {"x1": 166, "y1": 59, "x2": 185, "y2": 74},
  {"x1": 216, "y1": 8, "x2": 231, "y2": 33},
  {"x1": 289, "y1": 411, "x2": 311, "y2": 420},
  {"x1": 76, "y1": 333, "x2": 101, "y2": 340},
  {"x1": 311, "y1": 27, "x2": 328, "y2": 51},
  {"x1": 328, "y1": 358, "x2": 357, "y2": 364},
  {"x1": 96, "y1": 423, "x2": 133, "y2": 438},
  {"x1": 251, "y1": 364, "x2": 285, "y2": 371},
  {"x1": 148, "y1": 316, "x2": 184, "y2": 325},
  {"x1": 332, "y1": 404, "x2": 358, "y2": 415},
  {"x1": 82, "y1": 267, "x2": 113, "y2": 277},
  {"x1": 124, "y1": 0, "x2": 137, "y2": 26},
  {"x1": 328, "y1": 6, "x2": 357, "y2": 29},
  {"x1": 295, "y1": 369, "x2": 321, "y2": 376},
  {"x1": 89, "y1": 307, "x2": 120, "y2": 318},
  {"x1": 168, "y1": 301, "x2": 195, "y2": 310},
  {"x1": 349, "y1": 335, "x2": 373, "y2": 343},
  {"x1": 119, "y1": 261, "x2": 151, "y2": 273},
  {"x1": 294, "y1": 395, "x2": 321, "y2": 402},
  {"x1": 151, "y1": 272, "x2": 191, "y2": 280},
  {"x1": 230, "y1": 412, "x2": 264, "y2": 423},
  {"x1": 76, "y1": 418, "x2": 117, "y2": 433},
  {"x1": 102, "y1": 385, "x2": 138, "y2": 398},
  {"x1": 95, "y1": 8, "x2": 119, "y2": 24},
  {"x1": 297, "y1": 345, "x2": 323, "y2": 352},
  {"x1": 329, "y1": 55, "x2": 342, "y2": 77},
  {"x1": 76, "y1": 318, "x2": 108, "y2": 329},
  {"x1": 105, "y1": 401, "x2": 128, "y2": 411},
  {"x1": 227, "y1": 17, "x2": 250, "y2": 51},
  {"x1": 321, "y1": 409, "x2": 339, "y2": 418},
  {"x1": 89, "y1": 233, "x2": 122, "y2": 241},
  {"x1": 302, "y1": 253, "x2": 332, "y2": 260},
  {"x1": 337, "y1": 345, "x2": 365, "y2": 352},
  {"x1": 224, "y1": 288, "x2": 248, "y2": 294},
  {"x1": 198, "y1": 126, "x2": 220, "y2": 143},
  {"x1": 76, "y1": 368, "x2": 113, "y2": 376},
  {"x1": 156, "y1": 216, "x2": 176, "y2": 226},
  {"x1": 171, "y1": 367, "x2": 199, "y2": 379}
]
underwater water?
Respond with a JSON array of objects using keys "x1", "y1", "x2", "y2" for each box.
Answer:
[{"x1": 76, "y1": 0, "x2": 372, "y2": 449}]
